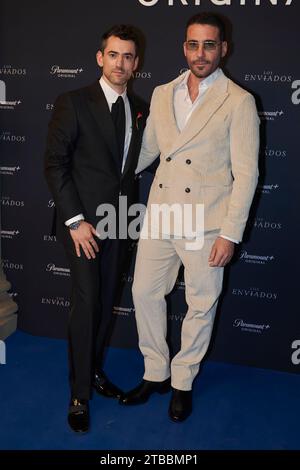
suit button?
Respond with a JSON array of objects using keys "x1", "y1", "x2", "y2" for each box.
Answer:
[
  {"x1": 186, "y1": 159, "x2": 191, "y2": 165},
  {"x1": 159, "y1": 183, "x2": 163, "y2": 188},
  {"x1": 185, "y1": 187, "x2": 191, "y2": 193},
  {"x1": 166, "y1": 157, "x2": 171, "y2": 162}
]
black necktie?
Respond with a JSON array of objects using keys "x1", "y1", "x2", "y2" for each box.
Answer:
[{"x1": 111, "y1": 96, "x2": 125, "y2": 170}]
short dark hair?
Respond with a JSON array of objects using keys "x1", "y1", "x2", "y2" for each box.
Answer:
[
  {"x1": 186, "y1": 12, "x2": 226, "y2": 42},
  {"x1": 101, "y1": 24, "x2": 140, "y2": 57}
]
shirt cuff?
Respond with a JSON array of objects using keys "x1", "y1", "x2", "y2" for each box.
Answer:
[
  {"x1": 220, "y1": 235, "x2": 240, "y2": 244},
  {"x1": 65, "y1": 214, "x2": 84, "y2": 227}
]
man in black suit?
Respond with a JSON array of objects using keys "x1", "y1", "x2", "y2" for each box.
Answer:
[{"x1": 45, "y1": 24, "x2": 148, "y2": 433}]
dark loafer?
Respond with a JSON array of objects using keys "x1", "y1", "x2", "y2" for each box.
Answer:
[
  {"x1": 119, "y1": 378, "x2": 171, "y2": 405},
  {"x1": 68, "y1": 398, "x2": 89, "y2": 433},
  {"x1": 168, "y1": 388, "x2": 192, "y2": 422},
  {"x1": 93, "y1": 370, "x2": 124, "y2": 399}
]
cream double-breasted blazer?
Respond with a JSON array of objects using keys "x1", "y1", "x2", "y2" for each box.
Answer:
[{"x1": 137, "y1": 71, "x2": 260, "y2": 241}]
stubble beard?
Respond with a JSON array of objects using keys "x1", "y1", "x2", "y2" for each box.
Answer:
[{"x1": 106, "y1": 71, "x2": 128, "y2": 88}]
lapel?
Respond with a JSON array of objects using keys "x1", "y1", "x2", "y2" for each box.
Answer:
[
  {"x1": 165, "y1": 72, "x2": 229, "y2": 156},
  {"x1": 121, "y1": 94, "x2": 139, "y2": 179},
  {"x1": 159, "y1": 74, "x2": 182, "y2": 145},
  {"x1": 87, "y1": 81, "x2": 120, "y2": 172}
]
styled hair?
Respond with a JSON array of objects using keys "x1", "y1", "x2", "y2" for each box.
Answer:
[
  {"x1": 186, "y1": 12, "x2": 226, "y2": 42},
  {"x1": 101, "y1": 24, "x2": 140, "y2": 57}
]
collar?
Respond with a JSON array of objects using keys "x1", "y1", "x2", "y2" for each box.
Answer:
[
  {"x1": 176, "y1": 67, "x2": 223, "y2": 92},
  {"x1": 99, "y1": 75, "x2": 127, "y2": 104}
]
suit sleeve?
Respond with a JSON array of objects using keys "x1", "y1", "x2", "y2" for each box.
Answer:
[
  {"x1": 135, "y1": 88, "x2": 160, "y2": 174},
  {"x1": 44, "y1": 93, "x2": 84, "y2": 223},
  {"x1": 220, "y1": 93, "x2": 260, "y2": 241}
]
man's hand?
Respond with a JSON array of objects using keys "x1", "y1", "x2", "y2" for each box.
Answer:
[
  {"x1": 69, "y1": 221, "x2": 99, "y2": 259},
  {"x1": 208, "y1": 237, "x2": 235, "y2": 267}
]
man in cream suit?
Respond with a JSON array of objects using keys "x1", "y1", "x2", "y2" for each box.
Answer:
[{"x1": 119, "y1": 13, "x2": 260, "y2": 422}]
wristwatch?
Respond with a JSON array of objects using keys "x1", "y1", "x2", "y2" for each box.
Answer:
[{"x1": 69, "y1": 220, "x2": 83, "y2": 230}]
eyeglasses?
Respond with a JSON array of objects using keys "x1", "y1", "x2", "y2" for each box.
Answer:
[{"x1": 185, "y1": 40, "x2": 222, "y2": 52}]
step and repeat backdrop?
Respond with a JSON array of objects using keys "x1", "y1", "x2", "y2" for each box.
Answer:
[{"x1": 1, "y1": 0, "x2": 299, "y2": 373}]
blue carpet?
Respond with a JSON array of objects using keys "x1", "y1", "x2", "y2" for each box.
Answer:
[{"x1": 0, "y1": 330, "x2": 300, "y2": 450}]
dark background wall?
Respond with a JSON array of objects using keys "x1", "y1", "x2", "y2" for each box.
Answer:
[{"x1": 1, "y1": 0, "x2": 299, "y2": 373}]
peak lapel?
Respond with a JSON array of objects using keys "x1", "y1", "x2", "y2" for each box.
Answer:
[
  {"x1": 122, "y1": 95, "x2": 138, "y2": 178},
  {"x1": 162, "y1": 81, "x2": 181, "y2": 143},
  {"x1": 169, "y1": 74, "x2": 229, "y2": 155}
]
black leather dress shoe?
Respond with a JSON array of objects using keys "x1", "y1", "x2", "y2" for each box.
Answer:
[
  {"x1": 168, "y1": 388, "x2": 192, "y2": 422},
  {"x1": 68, "y1": 398, "x2": 89, "y2": 433},
  {"x1": 119, "y1": 378, "x2": 171, "y2": 405},
  {"x1": 93, "y1": 371, "x2": 124, "y2": 399}
]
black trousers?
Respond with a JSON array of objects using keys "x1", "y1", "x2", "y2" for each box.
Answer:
[{"x1": 64, "y1": 237, "x2": 128, "y2": 399}]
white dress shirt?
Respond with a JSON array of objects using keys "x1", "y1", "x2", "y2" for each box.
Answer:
[
  {"x1": 65, "y1": 76, "x2": 132, "y2": 227},
  {"x1": 173, "y1": 68, "x2": 238, "y2": 244},
  {"x1": 174, "y1": 68, "x2": 223, "y2": 131}
]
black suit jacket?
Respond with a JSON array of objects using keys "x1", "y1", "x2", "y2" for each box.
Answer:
[{"x1": 45, "y1": 80, "x2": 149, "y2": 243}]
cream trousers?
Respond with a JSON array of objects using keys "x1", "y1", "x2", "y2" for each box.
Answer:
[{"x1": 132, "y1": 232, "x2": 224, "y2": 391}]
